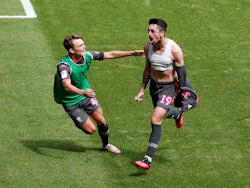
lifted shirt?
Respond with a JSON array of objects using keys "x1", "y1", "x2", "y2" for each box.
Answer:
[{"x1": 148, "y1": 39, "x2": 174, "y2": 71}]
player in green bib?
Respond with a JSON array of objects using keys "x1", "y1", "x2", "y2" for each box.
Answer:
[{"x1": 54, "y1": 34, "x2": 143, "y2": 153}]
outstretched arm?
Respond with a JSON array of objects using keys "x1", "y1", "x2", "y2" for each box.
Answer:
[{"x1": 104, "y1": 50, "x2": 144, "y2": 59}]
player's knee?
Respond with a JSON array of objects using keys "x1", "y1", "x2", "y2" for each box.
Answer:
[
  {"x1": 79, "y1": 123, "x2": 96, "y2": 134},
  {"x1": 151, "y1": 115, "x2": 163, "y2": 125}
]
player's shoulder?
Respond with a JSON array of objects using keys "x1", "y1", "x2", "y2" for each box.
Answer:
[
  {"x1": 166, "y1": 38, "x2": 176, "y2": 46},
  {"x1": 168, "y1": 39, "x2": 182, "y2": 54},
  {"x1": 167, "y1": 38, "x2": 180, "y2": 47},
  {"x1": 85, "y1": 51, "x2": 92, "y2": 57},
  {"x1": 58, "y1": 62, "x2": 69, "y2": 67},
  {"x1": 56, "y1": 62, "x2": 70, "y2": 72},
  {"x1": 85, "y1": 51, "x2": 96, "y2": 60}
]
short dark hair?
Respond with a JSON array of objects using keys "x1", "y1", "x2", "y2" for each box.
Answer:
[
  {"x1": 149, "y1": 18, "x2": 167, "y2": 32},
  {"x1": 63, "y1": 34, "x2": 83, "y2": 51}
]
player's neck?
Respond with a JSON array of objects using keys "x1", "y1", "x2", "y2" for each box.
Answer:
[
  {"x1": 69, "y1": 54, "x2": 83, "y2": 63},
  {"x1": 153, "y1": 38, "x2": 166, "y2": 51}
]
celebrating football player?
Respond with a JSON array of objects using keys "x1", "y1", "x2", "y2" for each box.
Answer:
[{"x1": 134, "y1": 18, "x2": 198, "y2": 170}]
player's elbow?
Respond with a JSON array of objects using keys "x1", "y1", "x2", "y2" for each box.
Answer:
[{"x1": 64, "y1": 86, "x2": 71, "y2": 92}]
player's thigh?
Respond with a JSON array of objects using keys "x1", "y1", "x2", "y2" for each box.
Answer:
[
  {"x1": 89, "y1": 108, "x2": 106, "y2": 125},
  {"x1": 151, "y1": 107, "x2": 167, "y2": 124},
  {"x1": 64, "y1": 105, "x2": 88, "y2": 128},
  {"x1": 64, "y1": 102, "x2": 97, "y2": 134}
]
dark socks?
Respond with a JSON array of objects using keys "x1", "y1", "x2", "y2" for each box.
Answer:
[
  {"x1": 98, "y1": 124, "x2": 109, "y2": 147},
  {"x1": 145, "y1": 124, "x2": 162, "y2": 158}
]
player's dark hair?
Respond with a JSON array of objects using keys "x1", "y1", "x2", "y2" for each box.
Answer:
[
  {"x1": 149, "y1": 18, "x2": 167, "y2": 32},
  {"x1": 63, "y1": 34, "x2": 83, "y2": 51}
]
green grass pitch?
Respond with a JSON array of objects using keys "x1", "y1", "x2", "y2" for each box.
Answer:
[{"x1": 0, "y1": 0, "x2": 249, "y2": 187}]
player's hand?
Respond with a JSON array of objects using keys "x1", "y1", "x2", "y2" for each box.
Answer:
[
  {"x1": 135, "y1": 92, "x2": 144, "y2": 103},
  {"x1": 83, "y1": 89, "x2": 96, "y2": 98},
  {"x1": 132, "y1": 50, "x2": 144, "y2": 57}
]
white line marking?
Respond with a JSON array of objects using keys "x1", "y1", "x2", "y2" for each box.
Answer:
[{"x1": 0, "y1": 0, "x2": 37, "y2": 18}]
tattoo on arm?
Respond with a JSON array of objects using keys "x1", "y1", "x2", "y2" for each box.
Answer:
[
  {"x1": 141, "y1": 44, "x2": 151, "y2": 89},
  {"x1": 141, "y1": 73, "x2": 150, "y2": 89}
]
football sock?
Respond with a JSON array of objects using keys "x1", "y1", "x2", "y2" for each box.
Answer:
[
  {"x1": 98, "y1": 124, "x2": 109, "y2": 147},
  {"x1": 167, "y1": 108, "x2": 181, "y2": 119},
  {"x1": 145, "y1": 124, "x2": 162, "y2": 158}
]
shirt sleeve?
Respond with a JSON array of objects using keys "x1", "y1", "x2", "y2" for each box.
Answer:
[
  {"x1": 57, "y1": 63, "x2": 71, "y2": 81},
  {"x1": 89, "y1": 51, "x2": 105, "y2": 60}
]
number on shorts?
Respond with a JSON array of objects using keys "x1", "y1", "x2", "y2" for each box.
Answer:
[
  {"x1": 91, "y1": 98, "x2": 99, "y2": 105},
  {"x1": 160, "y1": 95, "x2": 174, "y2": 106}
]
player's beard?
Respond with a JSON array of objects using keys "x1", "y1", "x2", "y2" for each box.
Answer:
[
  {"x1": 152, "y1": 39, "x2": 161, "y2": 51},
  {"x1": 150, "y1": 35, "x2": 162, "y2": 46}
]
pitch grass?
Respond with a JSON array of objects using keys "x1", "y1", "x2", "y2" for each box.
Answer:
[{"x1": 0, "y1": 0, "x2": 250, "y2": 187}]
